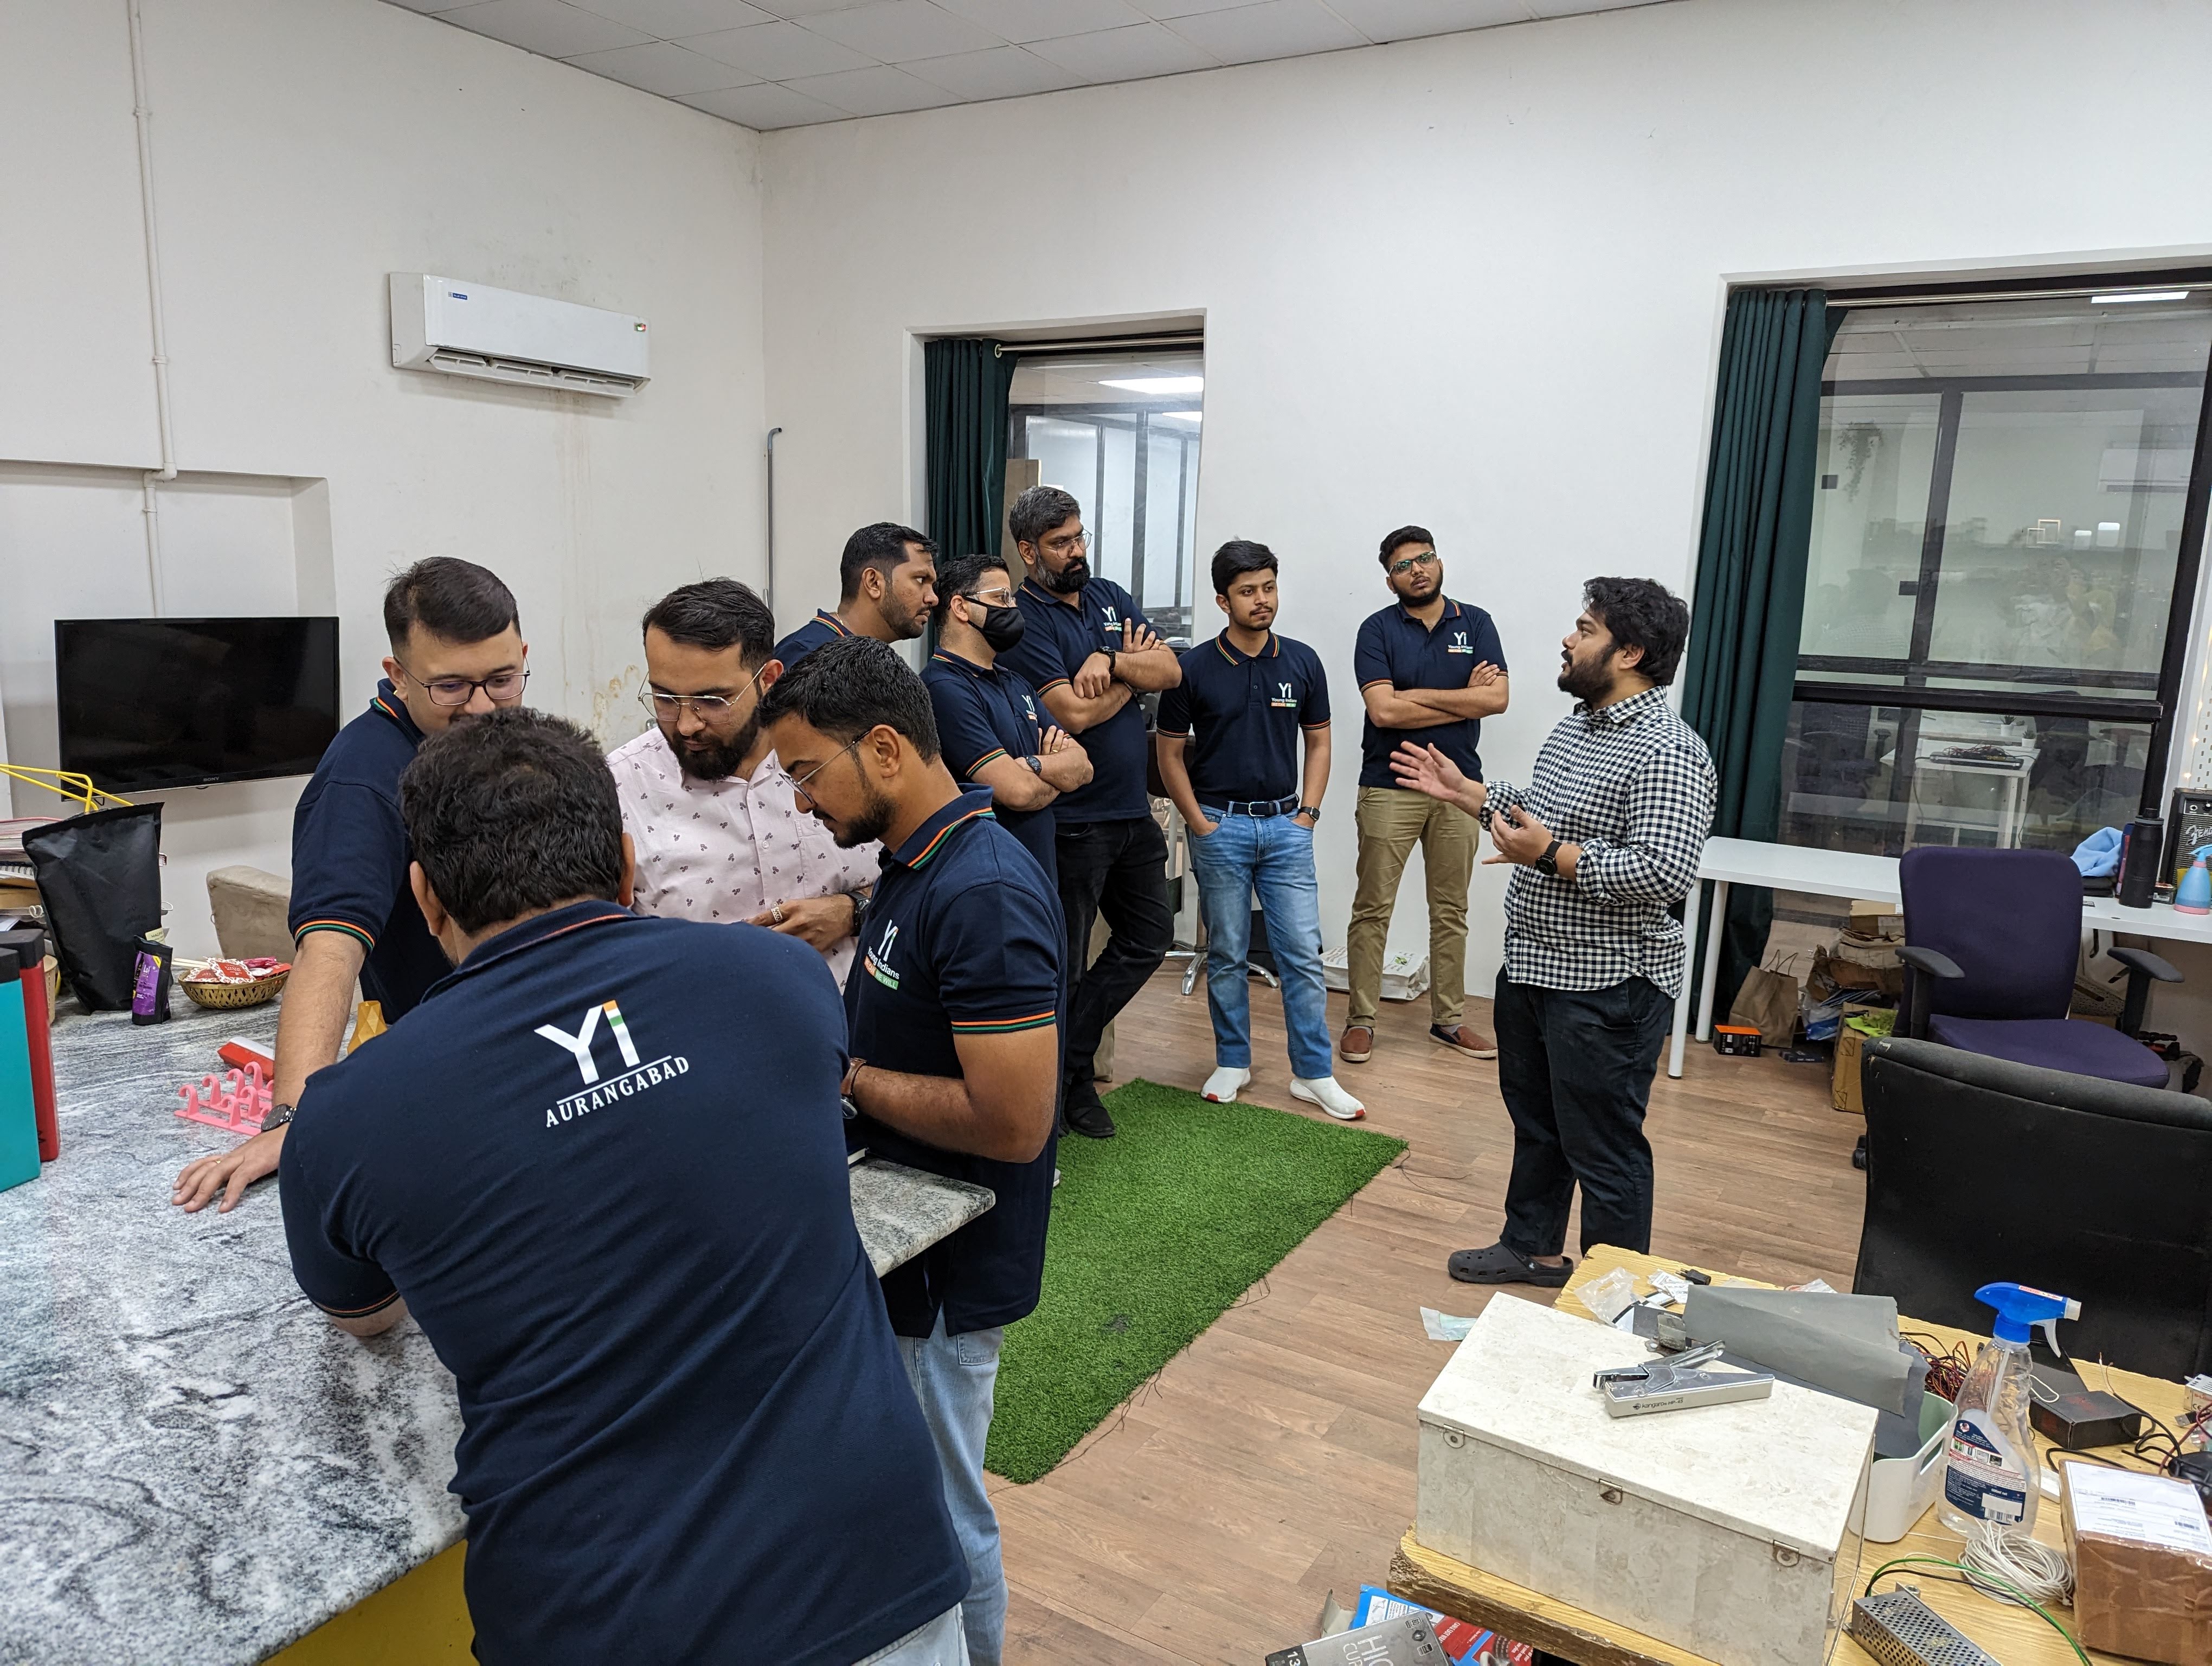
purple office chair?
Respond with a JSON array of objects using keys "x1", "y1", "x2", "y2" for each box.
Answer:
[{"x1": 1896, "y1": 846, "x2": 2179, "y2": 1090}]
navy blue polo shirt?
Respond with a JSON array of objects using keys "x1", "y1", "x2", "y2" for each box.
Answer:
[
  {"x1": 1000, "y1": 576, "x2": 1153, "y2": 823},
  {"x1": 923, "y1": 649, "x2": 1058, "y2": 885},
  {"x1": 1352, "y1": 598, "x2": 1507, "y2": 789},
  {"x1": 280, "y1": 902, "x2": 965, "y2": 1666},
  {"x1": 771, "y1": 607, "x2": 855, "y2": 669},
  {"x1": 286, "y1": 682, "x2": 452, "y2": 1017},
  {"x1": 1158, "y1": 631, "x2": 1331, "y2": 806},
  {"x1": 845, "y1": 790, "x2": 1062, "y2": 1337}
]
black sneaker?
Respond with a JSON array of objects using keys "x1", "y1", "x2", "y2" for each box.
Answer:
[
  {"x1": 1063, "y1": 1079, "x2": 1117, "y2": 1140},
  {"x1": 1446, "y1": 1241, "x2": 1573, "y2": 1286}
]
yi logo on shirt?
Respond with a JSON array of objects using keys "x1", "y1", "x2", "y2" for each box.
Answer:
[
  {"x1": 1448, "y1": 630, "x2": 1473, "y2": 654},
  {"x1": 1270, "y1": 680, "x2": 1297, "y2": 709},
  {"x1": 865, "y1": 920, "x2": 902, "y2": 990},
  {"x1": 534, "y1": 998, "x2": 689, "y2": 1127}
]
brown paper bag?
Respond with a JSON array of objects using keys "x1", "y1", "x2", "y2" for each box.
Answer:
[{"x1": 1729, "y1": 963, "x2": 1801, "y2": 1047}]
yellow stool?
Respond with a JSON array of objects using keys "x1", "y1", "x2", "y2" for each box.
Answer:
[{"x1": 269, "y1": 1541, "x2": 473, "y2": 1664}]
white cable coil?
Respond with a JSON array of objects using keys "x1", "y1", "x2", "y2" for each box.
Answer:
[{"x1": 1960, "y1": 1520, "x2": 2073, "y2": 1607}]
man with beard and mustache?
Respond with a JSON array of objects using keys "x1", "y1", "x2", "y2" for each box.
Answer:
[
  {"x1": 772, "y1": 521, "x2": 939, "y2": 668},
  {"x1": 761, "y1": 636, "x2": 1062, "y2": 1666},
  {"x1": 1390, "y1": 578, "x2": 1714, "y2": 1289},
  {"x1": 1343, "y1": 526, "x2": 1509, "y2": 1068},
  {"x1": 609, "y1": 581, "x2": 874, "y2": 983},
  {"x1": 173, "y1": 558, "x2": 531, "y2": 1214},
  {"x1": 999, "y1": 484, "x2": 1181, "y2": 1140}
]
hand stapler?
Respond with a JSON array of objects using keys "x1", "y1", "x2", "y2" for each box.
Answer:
[{"x1": 1592, "y1": 1340, "x2": 1774, "y2": 1418}]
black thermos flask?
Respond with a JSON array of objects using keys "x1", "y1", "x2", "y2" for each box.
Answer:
[{"x1": 2119, "y1": 815, "x2": 2164, "y2": 908}]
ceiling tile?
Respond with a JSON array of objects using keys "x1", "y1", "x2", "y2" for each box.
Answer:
[
  {"x1": 1528, "y1": 0, "x2": 1651, "y2": 15},
  {"x1": 1027, "y1": 20, "x2": 1215, "y2": 78},
  {"x1": 933, "y1": 0, "x2": 1147, "y2": 44},
  {"x1": 681, "y1": 19, "x2": 877, "y2": 75},
  {"x1": 1123, "y1": 0, "x2": 1270, "y2": 21},
  {"x1": 1167, "y1": 0, "x2": 1364, "y2": 61},
  {"x1": 785, "y1": 62, "x2": 968, "y2": 112},
  {"x1": 1317, "y1": 0, "x2": 1526, "y2": 42},
  {"x1": 571, "y1": 0, "x2": 774, "y2": 33},
  {"x1": 436, "y1": 0, "x2": 653, "y2": 55},
  {"x1": 906, "y1": 43, "x2": 1086, "y2": 97},
  {"x1": 678, "y1": 81, "x2": 850, "y2": 124},
  {"x1": 564, "y1": 39, "x2": 758, "y2": 91},
  {"x1": 383, "y1": 0, "x2": 468, "y2": 12},
  {"x1": 802, "y1": 0, "x2": 1003, "y2": 62},
  {"x1": 741, "y1": 0, "x2": 882, "y2": 17}
]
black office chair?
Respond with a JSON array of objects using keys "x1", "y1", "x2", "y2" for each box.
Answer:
[{"x1": 1855, "y1": 1036, "x2": 2212, "y2": 1380}]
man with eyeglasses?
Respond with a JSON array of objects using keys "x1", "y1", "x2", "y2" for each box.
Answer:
[
  {"x1": 173, "y1": 557, "x2": 530, "y2": 1213},
  {"x1": 1000, "y1": 485, "x2": 1181, "y2": 1140},
  {"x1": 922, "y1": 554, "x2": 1091, "y2": 889},
  {"x1": 773, "y1": 521, "x2": 940, "y2": 668},
  {"x1": 1341, "y1": 526, "x2": 1509, "y2": 1069},
  {"x1": 608, "y1": 580, "x2": 874, "y2": 983}
]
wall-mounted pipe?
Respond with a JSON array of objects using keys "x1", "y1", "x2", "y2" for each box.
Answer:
[
  {"x1": 127, "y1": 0, "x2": 178, "y2": 616},
  {"x1": 765, "y1": 426, "x2": 783, "y2": 619}
]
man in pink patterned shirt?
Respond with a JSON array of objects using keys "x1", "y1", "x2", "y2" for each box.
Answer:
[{"x1": 609, "y1": 581, "x2": 874, "y2": 983}]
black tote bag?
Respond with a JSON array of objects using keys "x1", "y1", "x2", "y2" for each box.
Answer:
[{"x1": 22, "y1": 802, "x2": 164, "y2": 1011}]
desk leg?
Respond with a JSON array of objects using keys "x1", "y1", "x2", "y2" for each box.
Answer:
[
  {"x1": 1694, "y1": 880, "x2": 1730, "y2": 1042},
  {"x1": 1668, "y1": 883, "x2": 1698, "y2": 1079}
]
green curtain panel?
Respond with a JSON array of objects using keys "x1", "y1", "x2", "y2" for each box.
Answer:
[
  {"x1": 923, "y1": 337, "x2": 1019, "y2": 563},
  {"x1": 1680, "y1": 287, "x2": 1842, "y2": 1014}
]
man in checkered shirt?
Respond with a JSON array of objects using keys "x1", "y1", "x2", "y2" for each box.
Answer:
[{"x1": 1392, "y1": 578, "x2": 1714, "y2": 1287}]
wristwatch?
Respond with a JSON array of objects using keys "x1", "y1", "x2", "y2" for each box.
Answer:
[
  {"x1": 262, "y1": 1103, "x2": 296, "y2": 1134},
  {"x1": 1534, "y1": 837, "x2": 1565, "y2": 877},
  {"x1": 1296, "y1": 805, "x2": 1322, "y2": 824},
  {"x1": 840, "y1": 1056, "x2": 866, "y2": 1120},
  {"x1": 848, "y1": 888, "x2": 870, "y2": 939},
  {"x1": 1024, "y1": 754, "x2": 1044, "y2": 775}
]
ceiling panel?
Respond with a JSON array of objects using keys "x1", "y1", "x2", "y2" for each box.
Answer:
[{"x1": 393, "y1": 0, "x2": 1674, "y2": 127}]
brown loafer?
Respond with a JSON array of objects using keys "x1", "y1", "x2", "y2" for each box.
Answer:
[
  {"x1": 1430, "y1": 1023, "x2": 1498, "y2": 1060},
  {"x1": 1338, "y1": 1024, "x2": 1374, "y2": 1064}
]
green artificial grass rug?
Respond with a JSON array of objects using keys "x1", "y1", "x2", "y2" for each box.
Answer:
[{"x1": 985, "y1": 1078, "x2": 1406, "y2": 1484}]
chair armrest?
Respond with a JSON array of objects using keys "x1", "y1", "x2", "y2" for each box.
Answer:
[
  {"x1": 2108, "y1": 946, "x2": 2182, "y2": 984},
  {"x1": 1898, "y1": 946, "x2": 1964, "y2": 980}
]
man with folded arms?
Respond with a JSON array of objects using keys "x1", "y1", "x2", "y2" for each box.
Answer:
[{"x1": 279, "y1": 709, "x2": 969, "y2": 1665}]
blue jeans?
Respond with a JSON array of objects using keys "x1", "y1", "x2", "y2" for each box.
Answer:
[
  {"x1": 897, "y1": 1317, "x2": 1005, "y2": 1666},
  {"x1": 859, "y1": 1604, "x2": 969, "y2": 1665},
  {"x1": 1188, "y1": 809, "x2": 1334, "y2": 1080}
]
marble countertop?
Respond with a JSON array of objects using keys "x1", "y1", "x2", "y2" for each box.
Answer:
[{"x1": 0, "y1": 996, "x2": 993, "y2": 1666}]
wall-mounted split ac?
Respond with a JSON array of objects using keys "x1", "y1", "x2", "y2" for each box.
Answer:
[{"x1": 389, "y1": 274, "x2": 650, "y2": 397}]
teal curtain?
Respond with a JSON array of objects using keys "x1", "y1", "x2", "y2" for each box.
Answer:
[
  {"x1": 924, "y1": 338, "x2": 1019, "y2": 562},
  {"x1": 1680, "y1": 287, "x2": 1843, "y2": 1013}
]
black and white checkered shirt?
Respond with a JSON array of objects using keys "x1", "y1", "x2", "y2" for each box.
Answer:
[{"x1": 1489, "y1": 687, "x2": 1716, "y2": 997}]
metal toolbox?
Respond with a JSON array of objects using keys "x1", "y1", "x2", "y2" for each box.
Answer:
[{"x1": 1416, "y1": 1296, "x2": 1877, "y2": 1666}]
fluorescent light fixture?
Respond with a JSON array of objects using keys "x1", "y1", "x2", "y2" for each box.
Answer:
[
  {"x1": 1099, "y1": 376, "x2": 1204, "y2": 395},
  {"x1": 1160, "y1": 410, "x2": 1203, "y2": 422},
  {"x1": 2090, "y1": 290, "x2": 2190, "y2": 304}
]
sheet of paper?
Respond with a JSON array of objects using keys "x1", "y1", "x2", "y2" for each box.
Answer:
[
  {"x1": 2067, "y1": 1464, "x2": 2212, "y2": 1554},
  {"x1": 1420, "y1": 1307, "x2": 1475, "y2": 1342}
]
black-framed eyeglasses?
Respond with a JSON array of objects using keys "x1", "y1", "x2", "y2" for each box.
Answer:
[
  {"x1": 395, "y1": 662, "x2": 530, "y2": 707},
  {"x1": 1387, "y1": 550, "x2": 1441, "y2": 577},
  {"x1": 777, "y1": 739, "x2": 861, "y2": 805}
]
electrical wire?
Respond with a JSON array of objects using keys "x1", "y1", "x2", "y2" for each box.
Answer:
[
  {"x1": 1863, "y1": 1556, "x2": 2091, "y2": 1666},
  {"x1": 1903, "y1": 1331, "x2": 1972, "y2": 1402},
  {"x1": 1958, "y1": 1521, "x2": 2073, "y2": 1607}
]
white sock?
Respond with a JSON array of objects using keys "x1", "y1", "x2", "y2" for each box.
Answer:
[
  {"x1": 1202, "y1": 1065, "x2": 1251, "y2": 1103},
  {"x1": 1291, "y1": 1075, "x2": 1366, "y2": 1120}
]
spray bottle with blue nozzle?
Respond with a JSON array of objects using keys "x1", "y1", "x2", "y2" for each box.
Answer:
[
  {"x1": 1939, "y1": 1283, "x2": 2080, "y2": 1535},
  {"x1": 2176, "y1": 845, "x2": 2212, "y2": 915}
]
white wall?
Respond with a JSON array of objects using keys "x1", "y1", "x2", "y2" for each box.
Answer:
[
  {"x1": 757, "y1": 0, "x2": 2212, "y2": 992},
  {"x1": 0, "y1": 0, "x2": 766, "y2": 955}
]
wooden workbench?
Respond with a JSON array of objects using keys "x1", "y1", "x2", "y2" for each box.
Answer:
[{"x1": 1388, "y1": 1245, "x2": 2194, "y2": 1666}]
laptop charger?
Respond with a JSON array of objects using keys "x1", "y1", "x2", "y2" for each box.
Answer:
[{"x1": 2028, "y1": 1367, "x2": 2145, "y2": 1451}]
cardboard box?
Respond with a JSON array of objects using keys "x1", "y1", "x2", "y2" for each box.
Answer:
[
  {"x1": 1713, "y1": 1024, "x2": 1762, "y2": 1056},
  {"x1": 1830, "y1": 1003, "x2": 1893, "y2": 1114},
  {"x1": 1417, "y1": 1297, "x2": 1876, "y2": 1666},
  {"x1": 2062, "y1": 1461, "x2": 2212, "y2": 1664}
]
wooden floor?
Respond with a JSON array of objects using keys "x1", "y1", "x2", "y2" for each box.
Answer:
[{"x1": 993, "y1": 970, "x2": 1863, "y2": 1664}]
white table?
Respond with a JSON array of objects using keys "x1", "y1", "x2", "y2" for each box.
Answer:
[{"x1": 1667, "y1": 835, "x2": 2212, "y2": 1077}]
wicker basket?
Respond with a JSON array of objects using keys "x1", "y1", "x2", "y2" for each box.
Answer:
[{"x1": 181, "y1": 970, "x2": 290, "y2": 1010}]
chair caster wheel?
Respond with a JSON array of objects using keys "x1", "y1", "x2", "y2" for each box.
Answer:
[{"x1": 1850, "y1": 1135, "x2": 1868, "y2": 1172}]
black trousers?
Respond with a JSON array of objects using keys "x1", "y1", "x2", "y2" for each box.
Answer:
[
  {"x1": 1054, "y1": 816, "x2": 1174, "y2": 1081},
  {"x1": 1494, "y1": 970, "x2": 1674, "y2": 1258}
]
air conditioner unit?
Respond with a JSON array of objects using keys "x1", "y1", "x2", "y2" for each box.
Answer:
[{"x1": 389, "y1": 274, "x2": 650, "y2": 398}]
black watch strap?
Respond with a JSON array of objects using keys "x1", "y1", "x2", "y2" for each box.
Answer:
[
  {"x1": 262, "y1": 1103, "x2": 295, "y2": 1133},
  {"x1": 1535, "y1": 837, "x2": 1564, "y2": 876}
]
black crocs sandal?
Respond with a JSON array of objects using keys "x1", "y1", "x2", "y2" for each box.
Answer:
[{"x1": 1447, "y1": 1242, "x2": 1573, "y2": 1287}]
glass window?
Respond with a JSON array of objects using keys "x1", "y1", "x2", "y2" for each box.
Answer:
[
  {"x1": 1008, "y1": 350, "x2": 1204, "y2": 639},
  {"x1": 1787, "y1": 290, "x2": 2212, "y2": 856}
]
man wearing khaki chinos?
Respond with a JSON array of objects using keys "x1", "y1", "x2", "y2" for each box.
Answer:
[{"x1": 1341, "y1": 526, "x2": 1508, "y2": 1066}]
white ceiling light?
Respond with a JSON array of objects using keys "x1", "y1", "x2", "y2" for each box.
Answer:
[
  {"x1": 1160, "y1": 410, "x2": 1203, "y2": 422},
  {"x1": 2090, "y1": 290, "x2": 2191, "y2": 304},
  {"x1": 1100, "y1": 375, "x2": 1204, "y2": 394}
]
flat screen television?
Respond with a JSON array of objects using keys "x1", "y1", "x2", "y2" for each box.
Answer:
[{"x1": 56, "y1": 617, "x2": 342, "y2": 792}]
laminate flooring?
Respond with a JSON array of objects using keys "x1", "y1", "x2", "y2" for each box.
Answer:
[{"x1": 993, "y1": 971, "x2": 1862, "y2": 1664}]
